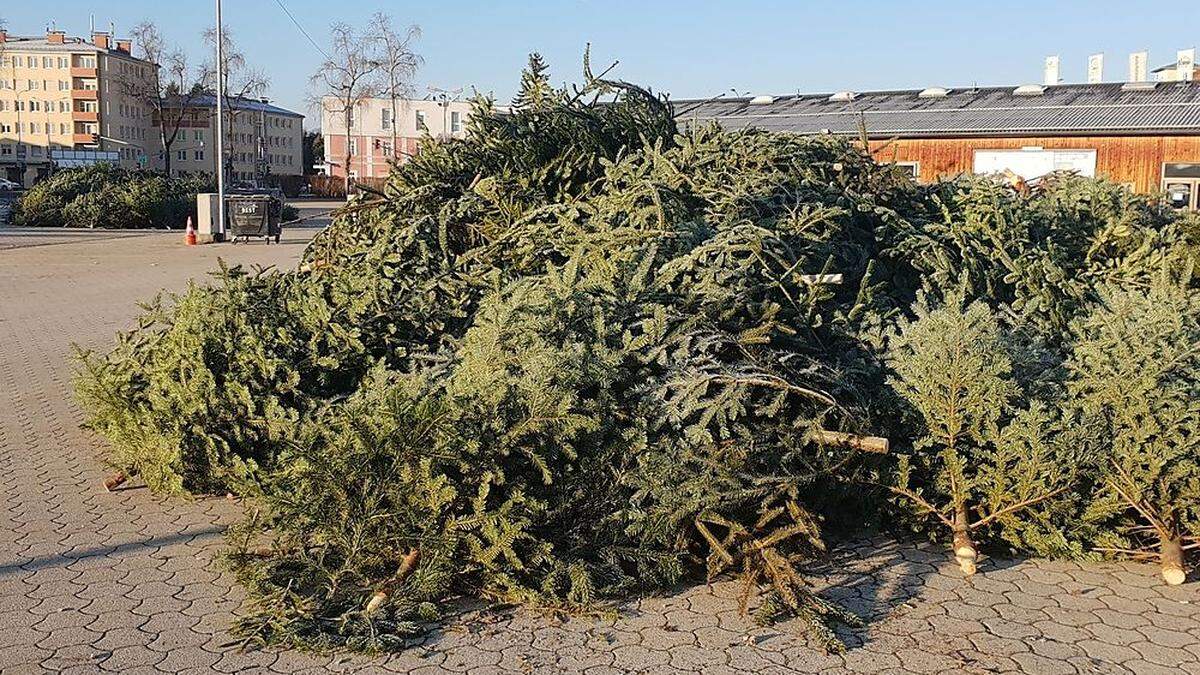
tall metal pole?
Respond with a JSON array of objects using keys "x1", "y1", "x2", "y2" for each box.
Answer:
[{"x1": 215, "y1": 0, "x2": 226, "y2": 239}]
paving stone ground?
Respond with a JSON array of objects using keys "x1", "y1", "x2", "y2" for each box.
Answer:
[{"x1": 1, "y1": 217, "x2": 1198, "y2": 674}]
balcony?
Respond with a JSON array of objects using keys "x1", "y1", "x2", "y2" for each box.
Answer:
[
  {"x1": 70, "y1": 89, "x2": 98, "y2": 100},
  {"x1": 72, "y1": 111, "x2": 98, "y2": 123},
  {"x1": 72, "y1": 133, "x2": 98, "y2": 146},
  {"x1": 70, "y1": 67, "x2": 98, "y2": 78}
]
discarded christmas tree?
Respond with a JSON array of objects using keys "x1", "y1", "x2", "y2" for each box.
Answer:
[
  {"x1": 74, "y1": 52, "x2": 1200, "y2": 655},
  {"x1": 885, "y1": 293, "x2": 1075, "y2": 574},
  {"x1": 78, "y1": 55, "x2": 916, "y2": 653},
  {"x1": 1069, "y1": 277, "x2": 1200, "y2": 585}
]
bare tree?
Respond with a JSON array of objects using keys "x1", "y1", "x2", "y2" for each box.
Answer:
[
  {"x1": 201, "y1": 26, "x2": 268, "y2": 183},
  {"x1": 368, "y1": 13, "x2": 421, "y2": 162},
  {"x1": 311, "y1": 22, "x2": 380, "y2": 194},
  {"x1": 118, "y1": 21, "x2": 202, "y2": 176}
]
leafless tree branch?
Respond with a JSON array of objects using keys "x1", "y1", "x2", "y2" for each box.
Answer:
[
  {"x1": 310, "y1": 21, "x2": 383, "y2": 193},
  {"x1": 369, "y1": 13, "x2": 422, "y2": 162}
]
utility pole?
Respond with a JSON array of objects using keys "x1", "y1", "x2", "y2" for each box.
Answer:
[{"x1": 215, "y1": 0, "x2": 226, "y2": 237}]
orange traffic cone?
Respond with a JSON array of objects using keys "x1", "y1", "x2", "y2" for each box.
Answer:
[{"x1": 184, "y1": 217, "x2": 197, "y2": 246}]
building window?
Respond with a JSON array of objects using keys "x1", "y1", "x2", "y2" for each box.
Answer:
[
  {"x1": 415, "y1": 110, "x2": 427, "y2": 132},
  {"x1": 894, "y1": 161, "x2": 919, "y2": 179},
  {"x1": 195, "y1": 150, "x2": 204, "y2": 161},
  {"x1": 381, "y1": 108, "x2": 392, "y2": 131},
  {"x1": 1163, "y1": 163, "x2": 1200, "y2": 210},
  {"x1": 194, "y1": 130, "x2": 203, "y2": 142},
  {"x1": 177, "y1": 150, "x2": 187, "y2": 161}
]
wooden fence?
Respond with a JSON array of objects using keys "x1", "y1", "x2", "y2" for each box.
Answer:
[{"x1": 303, "y1": 175, "x2": 389, "y2": 198}]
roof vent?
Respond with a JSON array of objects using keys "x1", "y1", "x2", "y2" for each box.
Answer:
[
  {"x1": 828, "y1": 91, "x2": 856, "y2": 102},
  {"x1": 748, "y1": 95, "x2": 776, "y2": 105},
  {"x1": 1013, "y1": 84, "x2": 1047, "y2": 96},
  {"x1": 918, "y1": 87, "x2": 951, "y2": 98},
  {"x1": 1120, "y1": 81, "x2": 1158, "y2": 92}
]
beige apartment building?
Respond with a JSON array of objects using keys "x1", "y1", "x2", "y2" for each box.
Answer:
[
  {"x1": 156, "y1": 94, "x2": 304, "y2": 181},
  {"x1": 321, "y1": 96, "x2": 473, "y2": 179},
  {"x1": 0, "y1": 29, "x2": 155, "y2": 186}
]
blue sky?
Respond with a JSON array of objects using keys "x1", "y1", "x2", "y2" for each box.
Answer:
[{"x1": 3, "y1": 1, "x2": 1200, "y2": 130}]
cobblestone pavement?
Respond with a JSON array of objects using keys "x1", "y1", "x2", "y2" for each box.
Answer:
[{"x1": 1, "y1": 224, "x2": 1198, "y2": 674}]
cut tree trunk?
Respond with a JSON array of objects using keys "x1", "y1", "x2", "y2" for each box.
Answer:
[
  {"x1": 952, "y1": 507, "x2": 977, "y2": 576},
  {"x1": 813, "y1": 430, "x2": 889, "y2": 454},
  {"x1": 365, "y1": 548, "x2": 421, "y2": 614},
  {"x1": 103, "y1": 471, "x2": 128, "y2": 491},
  {"x1": 1161, "y1": 536, "x2": 1186, "y2": 586}
]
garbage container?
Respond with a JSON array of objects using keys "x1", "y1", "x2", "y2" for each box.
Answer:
[{"x1": 226, "y1": 194, "x2": 281, "y2": 243}]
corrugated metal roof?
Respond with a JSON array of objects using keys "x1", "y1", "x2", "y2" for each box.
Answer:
[{"x1": 674, "y1": 82, "x2": 1200, "y2": 137}]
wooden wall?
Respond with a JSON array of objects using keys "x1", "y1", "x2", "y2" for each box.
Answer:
[{"x1": 866, "y1": 135, "x2": 1200, "y2": 193}]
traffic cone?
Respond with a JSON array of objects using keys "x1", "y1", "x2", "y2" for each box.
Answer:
[{"x1": 184, "y1": 217, "x2": 197, "y2": 246}]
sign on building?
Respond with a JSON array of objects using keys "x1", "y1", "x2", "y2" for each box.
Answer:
[
  {"x1": 1044, "y1": 56, "x2": 1061, "y2": 86},
  {"x1": 1179, "y1": 48, "x2": 1196, "y2": 81},
  {"x1": 1129, "y1": 51, "x2": 1149, "y2": 82},
  {"x1": 973, "y1": 148, "x2": 1097, "y2": 181},
  {"x1": 1087, "y1": 54, "x2": 1104, "y2": 83},
  {"x1": 50, "y1": 149, "x2": 121, "y2": 168}
]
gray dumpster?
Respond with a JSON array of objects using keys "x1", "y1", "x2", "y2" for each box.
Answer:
[{"x1": 227, "y1": 194, "x2": 281, "y2": 243}]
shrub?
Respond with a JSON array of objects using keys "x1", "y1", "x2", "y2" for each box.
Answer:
[{"x1": 16, "y1": 164, "x2": 214, "y2": 229}]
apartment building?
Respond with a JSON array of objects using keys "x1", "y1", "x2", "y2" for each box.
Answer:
[
  {"x1": 0, "y1": 29, "x2": 155, "y2": 186},
  {"x1": 155, "y1": 94, "x2": 304, "y2": 181},
  {"x1": 321, "y1": 96, "x2": 473, "y2": 179}
]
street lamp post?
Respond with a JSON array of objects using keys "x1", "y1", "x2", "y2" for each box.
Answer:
[{"x1": 215, "y1": 0, "x2": 226, "y2": 238}]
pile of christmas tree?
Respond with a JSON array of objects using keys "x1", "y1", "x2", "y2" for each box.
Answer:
[{"x1": 76, "y1": 56, "x2": 1200, "y2": 654}]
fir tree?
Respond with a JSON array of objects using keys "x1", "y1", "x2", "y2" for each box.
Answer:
[
  {"x1": 75, "y1": 51, "x2": 1200, "y2": 655},
  {"x1": 511, "y1": 52, "x2": 555, "y2": 110},
  {"x1": 1069, "y1": 277, "x2": 1200, "y2": 585},
  {"x1": 886, "y1": 292, "x2": 1075, "y2": 574}
]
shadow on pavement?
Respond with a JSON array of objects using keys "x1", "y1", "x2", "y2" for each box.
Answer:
[{"x1": 0, "y1": 524, "x2": 225, "y2": 577}]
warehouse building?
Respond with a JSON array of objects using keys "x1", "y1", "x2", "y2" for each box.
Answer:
[{"x1": 678, "y1": 72, "x2": 1200, "y2": 210}]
